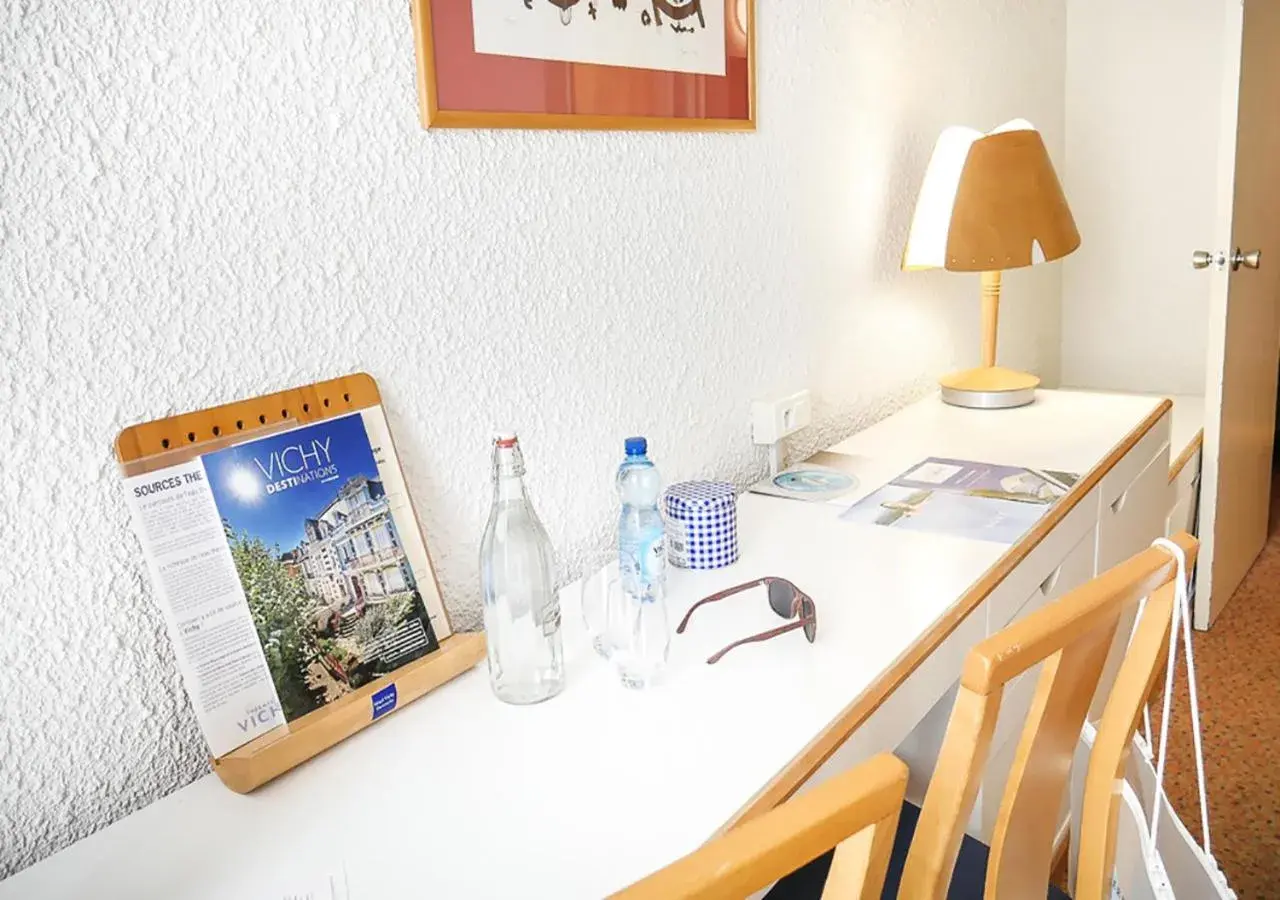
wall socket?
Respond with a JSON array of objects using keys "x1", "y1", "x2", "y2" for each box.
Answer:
[{"x1": 751, "y1": 389, "x2": 813, "y2": 445}]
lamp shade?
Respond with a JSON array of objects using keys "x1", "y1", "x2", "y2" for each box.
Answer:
[{"x1": 903, "y1": 119, "x2": 1080, "y2": 273}]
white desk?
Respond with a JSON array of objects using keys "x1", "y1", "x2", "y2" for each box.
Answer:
[
  {"x1": 1060, "y1": 387, "x2": 1204, "y2": 536},
  {"x1": 1060, "y1": 387, "x2": 1204, "y2": 472},
  {"x1": 1167, "y1": 393, "x2": 1205, "y2": 470},
  {"x1": 1, "y1": 391, "x2": 1173, "y2": 900}
]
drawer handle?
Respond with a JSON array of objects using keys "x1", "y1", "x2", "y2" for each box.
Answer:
[
  {"x1": 1039, "y1": 565, "x2": 1064, "y2": 596},
  {"x1": 1110, "y1": 491, "x2": 1129, "y2": 515}
]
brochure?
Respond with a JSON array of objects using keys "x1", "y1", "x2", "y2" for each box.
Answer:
[
  {"x1": 123, "y1": 407, "x2": 450, "y2": 757},
  {"x1": 840, "y1": 457, "x2": 1079, "y2": 544}
]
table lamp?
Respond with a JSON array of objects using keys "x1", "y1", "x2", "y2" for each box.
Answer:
[{"x1": 903, "y1": 119, "x2": 1080, "y2": 409}]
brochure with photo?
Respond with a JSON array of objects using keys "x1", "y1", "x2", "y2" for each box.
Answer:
[
  {"x1": 840, "y1": 457, "x2": 1079, "y2": 544},
  {"x1": 123, "y1": 407, "x2": 450, "y2": 757}
]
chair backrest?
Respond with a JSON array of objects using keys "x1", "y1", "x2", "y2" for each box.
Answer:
[
  {"x1": 614, "y1": 753, "x2": 909, "y2": 900},
  {"x1": 898, "y1": 531, "x2": 1197, "y2": 900}
]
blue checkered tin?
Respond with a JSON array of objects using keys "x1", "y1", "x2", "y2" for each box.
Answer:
[{"x1": 663, "y1": 481, "x2": 739, "y2": 570}]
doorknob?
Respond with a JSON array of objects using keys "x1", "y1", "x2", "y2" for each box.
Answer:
[
  {"x1": 1191, "y1": 249, "x2": 1262, "y2": 270},
  {"x1": 1192, "y1": 250, "x2": 1224, "y2": 270},
  {"x1": 1232, "y1": 248, "x2": 1262, "y2": 270}
]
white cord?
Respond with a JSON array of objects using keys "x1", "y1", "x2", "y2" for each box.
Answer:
[
  {"x1": 1148, "y1": 538, "x2": 1213, "y2": 856},
  {"x1": 1179, "y1": 552, "x2": 1211, "y2": 856},
  {"x1": 1122, "y1": 593, "x2": 1156, "y2": 756},
  {"x1": 1148, "y1": 541, "x2": 1181, "y2": 849},
  {"x1": 768, "y1": 442, "x2": 783, "y2": 478}
]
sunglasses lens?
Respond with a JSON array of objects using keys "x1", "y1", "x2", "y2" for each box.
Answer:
[
  {"x1": 767, "y1": 580, "x2": 794, "y2": 619},
  {"x1": 802, "y1": 598, "x2": 817, "y2": 643}
]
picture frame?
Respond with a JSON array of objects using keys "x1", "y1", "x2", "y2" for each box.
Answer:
[{"x1": 410, "y1": 0, "x2": 755, "y2": 132}]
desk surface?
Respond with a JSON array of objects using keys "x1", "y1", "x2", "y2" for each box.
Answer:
[
  {"x1": 1, "y1": 391, "x2": 1167, "y2": 900},
  {"x1": 1060, "y1": 387, "x2": 1203, "y2": 465}
]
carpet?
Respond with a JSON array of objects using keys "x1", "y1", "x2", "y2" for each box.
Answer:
[{"x1": 1147, "y1": 502, "x2": 1280, "y2": 898}]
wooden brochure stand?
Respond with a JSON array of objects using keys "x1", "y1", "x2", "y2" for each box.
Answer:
[{"x1": 117, "y1": 373, "x2": 485, "y2": 793}]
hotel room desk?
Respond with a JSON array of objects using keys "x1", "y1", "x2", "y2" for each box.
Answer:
[
  {"x1": 1060, "y1": 386, "x2": 1204, "y2": 536},
  {"x1": 0, "y1": 391, "x2": 1172, "y2": 900}
]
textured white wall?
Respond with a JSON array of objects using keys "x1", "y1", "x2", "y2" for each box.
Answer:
[
  {"x1": 1060, "y1": 0, "x2": 1223, "y2": 395},
  {"x1": 0, "y1": 0, "x2": 1065, "y2": 878}
]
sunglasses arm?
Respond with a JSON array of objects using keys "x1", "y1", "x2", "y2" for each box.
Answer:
[
  {"x1": 705, "y1": 618, "x2": 810, "y2": 665},
  {"x1": 676, "y1": 578, "x2": 766, "y2": 634}
]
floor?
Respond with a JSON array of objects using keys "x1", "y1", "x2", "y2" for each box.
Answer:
[{"x1": 1150, "y1": 485, "x2": 1280, "y2": 898}]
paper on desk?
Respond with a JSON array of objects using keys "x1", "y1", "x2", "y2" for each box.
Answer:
[
  {"x1": 254, "y1": 862, "x2": 350, "y2": 900},
  {"x1": 840, "y1": 457, "x2": 1080, "y2": 544}
]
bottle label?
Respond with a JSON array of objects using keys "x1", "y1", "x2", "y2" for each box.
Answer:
[
  {"x1": 621, "y1": 529, "x2": 666, "y2": 598},
  {"x1": 665, "y1": 519, "x2": 689, "y2": 567},
  {"x1": 643, "y1": 534, "x2": 667, "y2": 583}
]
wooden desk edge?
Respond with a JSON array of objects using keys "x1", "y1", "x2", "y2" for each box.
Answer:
[
  {"x1": 719, "y1": 398, "x2": 1174, "y2": 833},
  {"x1": 1168, "y1": 428, "x2": 1204, "y2": 484}
]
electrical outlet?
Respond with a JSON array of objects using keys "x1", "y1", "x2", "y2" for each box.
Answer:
[{"x1": 751, "y1": 390, "x2": 813, "y2": 445}]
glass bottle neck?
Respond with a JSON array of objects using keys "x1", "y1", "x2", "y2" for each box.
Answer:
[{"x1": 493, "y1": 445, "x2": 529, "y2": 504}]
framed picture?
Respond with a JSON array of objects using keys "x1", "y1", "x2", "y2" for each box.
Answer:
[{"x1": 411, "y1": 0, "x2": 755, "y2": 131}]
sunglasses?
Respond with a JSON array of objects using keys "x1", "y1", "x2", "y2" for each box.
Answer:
[{"x1": 676, "y1": 577, "x2": 818, "y2": 664}]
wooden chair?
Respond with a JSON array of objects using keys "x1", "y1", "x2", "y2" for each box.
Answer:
[
  {"x1": 771, "y1": 531, "x2": 1196, "y2": 899},
  {"x1": 614, "y1": 753, "x2": 909, "y2": 900}
]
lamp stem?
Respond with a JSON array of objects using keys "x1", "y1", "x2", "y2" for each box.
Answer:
[{"x1": 980, "y1": 270, "x2": 1002, "y2": 368}]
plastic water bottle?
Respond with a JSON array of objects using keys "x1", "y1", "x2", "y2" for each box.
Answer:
[
  {"x1": 479, "y1": 433, "x2": 565, "y2": 705},
  {"x1": 615, "y1": 437, "x2": 670, "y2": 688}
]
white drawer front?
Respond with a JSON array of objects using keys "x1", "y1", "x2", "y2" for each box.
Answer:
[
  {"x1": 797, "y1": 487, "x2": 1096, "y2": 814},
  {"x1": 1167, "y1": 493, "x2": 1194, "y2": 538},
  {"x1": 1099, "y1": 409, "x2": 1170, "y2": 519},
  {"x1": 1091, "y1": 449, "x2": 1172, "y2": 720},
  {"x1": 896, "y1": 682, "x2": 958, "y2": 808},
  {"x1": 1167, "y1": 446, "x2": 1201, "y2": 537},
  {"x1": 1171, "y1": 446, "x2": 1202, "y2": 499},
  {"x1": 1097, "y1": 444, "x2": 1173, "y2": 574},
  {"x1": 796, "y1": 611, "x2": 986, "y2": 801},
  {"x1": 984, "y1": 487, "x2": 1101, "y2": 635},
  {"x1": 989, "y1": 524, "x2": 1095, "y2": 750},
  {"x1": 896, "y1": 518, "x2": 1098, "y2": 833},
  {"x1": 1041, "y1": 523, "x2": 1098, "y2": 602}
]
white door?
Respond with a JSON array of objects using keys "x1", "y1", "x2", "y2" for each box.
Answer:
[{"x1": 1196, "y1": 0, "x2": 1280, "y2": 629}]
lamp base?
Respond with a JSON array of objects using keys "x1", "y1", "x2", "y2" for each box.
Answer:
[{"x1": 939, "y1": 366, "x2": 1039, "y2": 410}]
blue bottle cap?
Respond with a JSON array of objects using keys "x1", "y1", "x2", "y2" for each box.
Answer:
[{"x1": 624, "y1": 436, "x2": 647, "y2": 456}]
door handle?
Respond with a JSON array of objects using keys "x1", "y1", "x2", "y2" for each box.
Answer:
[
  {"x1": 1039, "y1": 564, "x2": 1064, "y2": 597},
  {"x1": 1191, "y1": 250, "x2": 1221, "y2": 270},
  {"x1": 1232, "y1": 248, "x2": 1262, "y2": 271},
  {"x1": 1191, "y1": 249, "x2": 1260, "y2": 271}
]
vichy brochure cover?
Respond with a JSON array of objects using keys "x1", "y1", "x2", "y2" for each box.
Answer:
[
  {"x1": 203, "y1": 412, "x2": 442, "y2": 720},
  {"x1": 124, "y1": 408, "x2": 450, "y2": 756}
]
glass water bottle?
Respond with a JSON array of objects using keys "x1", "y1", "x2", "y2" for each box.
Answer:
[{"x1": 479, "y1": 433, "x2": 565, "y2": 705}]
